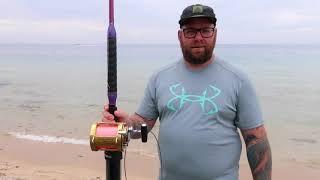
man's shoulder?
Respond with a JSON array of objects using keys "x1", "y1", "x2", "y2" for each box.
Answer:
[
  {"x1": 215, "y1": 57, "x2": 249, "y2": 82},
  {"x1": 150, "y1": 60, "x2": 181, "y2": 80}
]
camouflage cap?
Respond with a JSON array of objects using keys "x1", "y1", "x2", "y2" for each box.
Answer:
[{"x1": 179, "y1": 4, "x2": 217, "y2": 26}]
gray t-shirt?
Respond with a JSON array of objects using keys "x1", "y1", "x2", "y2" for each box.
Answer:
[{"x1": 137, "y1": 57, "x2": 263, "y2": 180}]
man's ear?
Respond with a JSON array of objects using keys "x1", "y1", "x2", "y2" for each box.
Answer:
[
  {"x1": 213, "y1": 28, "x2": 218, "y2": 46},
  {"x1": 178, "y1": 30, "x2": 183, "y2": 42}
]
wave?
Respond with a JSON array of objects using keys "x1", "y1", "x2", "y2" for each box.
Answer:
[
  {"x1": 8, "y1": 132, "x2": 88, "y2": 145},
  {"x1": 7, "y1": 132, "x2": 159, "y2": 158}
]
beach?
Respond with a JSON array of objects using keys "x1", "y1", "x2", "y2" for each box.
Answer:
[
  {"x1": 1, "y1": 132, "x2": 319, "y2": 180},
  {"x1": 1, "y1": 44, "x2": 320, "y2": 179},
  {"x1": 0, "y1": 133, "x2": 158, "y2": 180}
]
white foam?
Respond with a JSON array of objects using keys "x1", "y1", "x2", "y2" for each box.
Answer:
[{"x1": 8, "y1": 132, "x2": 88, "y2": 145}]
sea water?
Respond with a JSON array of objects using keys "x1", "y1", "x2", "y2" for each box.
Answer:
[{"x1": 0, "y1": 44, "x2": 319, "y2": 166}]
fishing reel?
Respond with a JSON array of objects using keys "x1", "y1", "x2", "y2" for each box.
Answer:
[{"x1": 90, "y1": 122, "x2": 148, "y2": 151}]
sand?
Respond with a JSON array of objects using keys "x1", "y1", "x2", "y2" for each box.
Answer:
[{"x1": 0, "y1": 133, "x2": 319, "y2": 180}]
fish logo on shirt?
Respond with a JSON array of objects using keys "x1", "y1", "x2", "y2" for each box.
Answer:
[{"x1": 166, "y1": 83, "x2": 221, "y2": 115}]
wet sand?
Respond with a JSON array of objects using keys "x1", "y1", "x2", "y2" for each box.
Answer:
[{"x1": 0, "y1": 133, "x2": 319, "y2": 180}]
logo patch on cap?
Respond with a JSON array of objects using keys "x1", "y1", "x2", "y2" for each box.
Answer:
[{"x1": 192, "y1": 5, "x2": 203, "y2": 14}]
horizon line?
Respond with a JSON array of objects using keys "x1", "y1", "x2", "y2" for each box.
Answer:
[{"x1": 0, "y1": 42, "x2": 319, "y2": 46}]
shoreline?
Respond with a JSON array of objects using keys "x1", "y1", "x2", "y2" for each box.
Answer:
[{"x1": 0, "y1": 133, "x2": 319, "y2": 180}]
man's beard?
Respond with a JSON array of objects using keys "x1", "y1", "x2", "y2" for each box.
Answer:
[{"x1": 181, "y1": 46, "x2": 213, "y2": 65}]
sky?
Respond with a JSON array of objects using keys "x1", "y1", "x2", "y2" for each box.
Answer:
[{"x1": 0, "y1": 0, "x2": 319, "y2": 44}]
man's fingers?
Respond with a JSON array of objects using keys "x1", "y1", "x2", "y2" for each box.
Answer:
[
  {"x1": 102, "y1": 104, "x2": 128, "y2": 123},
  {"x1": 101, "y1": 111, "x2": 114, "y2": 122},
  {"x1": 114, "y1": 109, "x2": 128, "y2": 119},
  {"x1": 104, "y1": 104, "x2": 109, "y2": 111}
]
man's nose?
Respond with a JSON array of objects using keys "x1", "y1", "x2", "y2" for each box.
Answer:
[{"x1": 194, "y1": 31, "x2": 203, "y2": 40}]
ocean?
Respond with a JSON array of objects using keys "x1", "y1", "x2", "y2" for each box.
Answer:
[{"x1": 0, "y1": 44, "x2": 319, "y2": 166}]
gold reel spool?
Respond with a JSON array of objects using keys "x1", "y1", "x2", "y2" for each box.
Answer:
[{"x1": 90, "y1": 122, "x2": 130, "y2": 151}]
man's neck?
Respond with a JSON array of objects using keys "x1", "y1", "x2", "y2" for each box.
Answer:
[{"x1": 184, "y1": 54, "x2": 215, "y2": 71}]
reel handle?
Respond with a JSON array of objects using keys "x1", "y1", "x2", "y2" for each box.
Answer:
[{"x1": 141, "y1": 124, "x2": 148, "y2": 143}]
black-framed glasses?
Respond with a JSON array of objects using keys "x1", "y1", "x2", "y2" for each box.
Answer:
[{"x1": 181, "y1": 27, "x2": 215, "y2": 38}]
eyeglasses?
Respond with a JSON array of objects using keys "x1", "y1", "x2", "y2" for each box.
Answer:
[{"x1": 181, "y1": 27, "x2": 215, "y2": 38}]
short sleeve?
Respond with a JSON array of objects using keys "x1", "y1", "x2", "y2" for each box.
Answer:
[
  {"x1": 235, "y1": 76, "x2": 264, "y2": 130},
  {"x1": 136, "y1": 73, "x2": 159, "y2": 120}
]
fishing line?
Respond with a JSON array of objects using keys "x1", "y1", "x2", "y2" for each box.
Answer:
[{"x1": 123, "y1": 131, "x2": 163, "y2": 180}]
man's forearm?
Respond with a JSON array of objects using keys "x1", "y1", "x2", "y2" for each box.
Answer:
[
  {"x1": 129, "y1": 113, "x2": 156, "y2": 139},
  {"x1": 246, "y1": 133, "x2": 272, "y2": 180}
]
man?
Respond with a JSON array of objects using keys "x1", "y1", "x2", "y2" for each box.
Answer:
[{"x1": 103, "y1": 4, "x2": 272, "y2": 180}]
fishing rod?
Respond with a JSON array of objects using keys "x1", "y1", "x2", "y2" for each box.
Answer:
[{"x1": 90, "y1": 0, "x2": 148, "y2": 180}]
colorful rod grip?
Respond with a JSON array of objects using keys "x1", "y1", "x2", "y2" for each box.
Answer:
[{"x1": 107, "y1": 37, "x2": 117, "y2": 93}]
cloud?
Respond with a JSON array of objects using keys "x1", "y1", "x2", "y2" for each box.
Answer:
[
  {"x1": 272, "y1": 9, "x2": 320, "y2": 26},
  {"x1": 0, "y1": 19, "x2": 13, "y2": 25},
  {"x1": 0, "y1": 0, "x2": 319, "y2": 44},
  {"x1": 0, "y1": 19, "x2": 106, "y2": 44}
]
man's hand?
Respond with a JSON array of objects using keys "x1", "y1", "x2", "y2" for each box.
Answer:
[
  {"x1": 101, "y1": 105, "x2": 157, "y2": 139},
  {"x1": 101, "y1": 104, "x2": 129, "y2": 123},
  {"x1": 241, "y1": 125, "x2": 272, "y2": 180}
]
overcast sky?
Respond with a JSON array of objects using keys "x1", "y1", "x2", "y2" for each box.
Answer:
[{"x1": 0, "y1": 0, "x2": 319, "y2": 44}]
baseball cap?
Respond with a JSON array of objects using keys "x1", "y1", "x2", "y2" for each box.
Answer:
[{"x1": 179, "y1": 4, "x2": 217, "y2": 26}]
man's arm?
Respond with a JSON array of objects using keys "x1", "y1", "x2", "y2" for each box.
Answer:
[
  {"x1": 129, "y1": 113, "x2": 156, "y2": 139},
  {"x1": 241, "y1": 125, "x2": 272, "y2": 180},
  {"x1": 101, "y1": 106, "x2": 156, "y2": 139}
]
